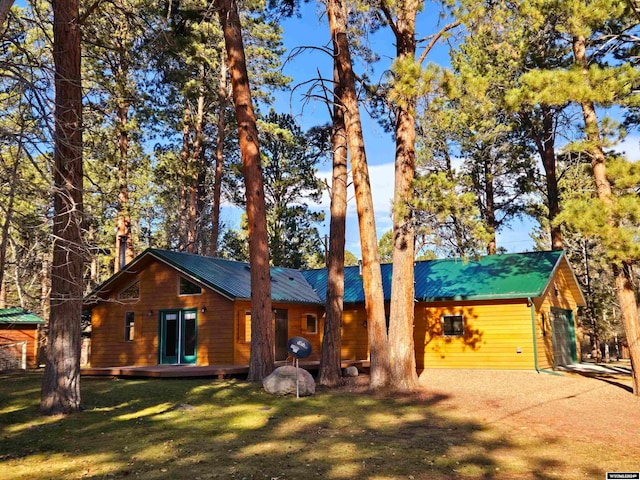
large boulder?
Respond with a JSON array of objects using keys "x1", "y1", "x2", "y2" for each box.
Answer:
[
  {"x1": 343, "y1": 366, "x2": 359, "y2": 377},
  {"x1": 263, "y1": 365, "x2": 316, "y2": 396}
]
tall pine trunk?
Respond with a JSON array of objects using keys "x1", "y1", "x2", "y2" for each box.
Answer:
[
  {"x1": 318, "y1": 56, "x2": 347, "y2": 387},
  {"x1": 40, "y1": 0, "x2": 83, "y2": 415},
  {"x1": 326, "y1": 0, "x2": 390, "y2": 389},
  {"x1": 217, "y1": 0, "x2": 273, "y2": 381},
  {"x1": 0, "y1": 154, "x2": 18, "y2": 291},
  {"x1": 385, "y1": 1, "x2": 419, "y2": 392},
  {"x1": 526, "y1": 109, "x2": 562, "y2": 250},
  {"x1": 573, "y1": 34, "x2": 640, "y2": 395},
  {"x1": 178, "y1": 105, "x2": 191, "y2": 251},
  {"x1": 210, "y1": 54, "x2": 228, "y2": 256},
  {"x1": 187, "y1": 65, "x2": 207, "y2": 254},
  {"x1": 114, "y1": 99, "x2": 133, "y2": 271}
]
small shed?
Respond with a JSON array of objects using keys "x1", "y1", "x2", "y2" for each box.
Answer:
[{"x1": 0, "y1": 308, "x2": 44, "y2": 370}]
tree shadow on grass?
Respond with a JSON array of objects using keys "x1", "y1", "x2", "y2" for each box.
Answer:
[{"x1": 0, "y1": 372, "x2": 606, "y2": 479}]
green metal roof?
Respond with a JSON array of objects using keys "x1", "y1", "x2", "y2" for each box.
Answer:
[
  {"x1": 90, "y1": 249, "x2": 571, "y2": 307},
  {"x1": 0, "y1": 308, "x2": 45, "y2": 324},
  {"x1": 302, "y1": 251, "x2": 566, "y2": 304},
  {"x1": 101, "y1": 249, "x2": 323, "y2": 305}
]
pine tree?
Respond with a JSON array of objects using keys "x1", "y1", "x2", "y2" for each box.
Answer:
[
  {"x1": 324, "y1": 0, "x2": 390, "y2": 389},
  {"x1": 40, "y1": 0, "x2": 84, "y2": 415},
  {"x1": 216, "y1": 0, "x2": 273, "y2": 381}
]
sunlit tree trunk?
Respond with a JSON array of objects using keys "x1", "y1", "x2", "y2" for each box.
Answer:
[
  {"x1": 573, "y1": 33, "x2": 640, "y2": 395},
  {"x1": 41, "y1": 0, "x2": 83, "y2": 415},
  {"x1": 217, "y1": 0, "x2": 273, "y2": 381},
  {"x1": 384, "y1": 0, "x2": 419, "y2": 392},
  {"x1": 319, "y1": 56, "x2": 347, "y2": 387},
  {"x1": 325, "y1": 0, "x2": 390, "y2": 389}
]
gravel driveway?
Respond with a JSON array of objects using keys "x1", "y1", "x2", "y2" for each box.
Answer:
[{"x1": 342, "y1": 364, "x2": 640, "y2": 478}]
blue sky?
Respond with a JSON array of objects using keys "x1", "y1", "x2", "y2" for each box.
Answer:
[
  {"x1": 222, "y1": 2, "x2": 640, "y2": 259},
  {"x1": 221, "y1": 2, "x2": 542, "y2": 257}
]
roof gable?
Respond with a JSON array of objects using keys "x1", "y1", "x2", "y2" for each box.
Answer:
[
  {"x1": 0, "y1": 308, "x2": 45, "y2": 324},
  {"x1": 90, "y1": 249, "x2": 323, "y2": 305},
  {"x1": 303, "y1": 251, "x2": 574, "y2": 304}
]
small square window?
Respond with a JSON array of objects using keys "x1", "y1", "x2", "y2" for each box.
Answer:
[
  {"x1": 125, "y1": 312, "x2": 135, "y2": 341},
  {"x1": 442, "y1": 314, "x2": 464, "y2": 337},
  {"x1": 305, "y1": 314, "x2": 317, "y2": 334}
]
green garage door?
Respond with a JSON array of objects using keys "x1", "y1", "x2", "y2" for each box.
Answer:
[{"x1": 551, "y1": 307, "x2": 577, "y2": 367}]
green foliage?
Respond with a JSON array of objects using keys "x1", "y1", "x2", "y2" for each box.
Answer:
[
  {"x1": 556, "y1": 155, "x2": 640, "y2": 265},
  {"x1": 378, "y1": 230, "x2": 393, "y2": 263},
  {"x1": 413, "y1": 170, "x2": 492, "y2": 257},
  {"x1": 225, "y1": 111, "x2": 327, "y2": 269}
]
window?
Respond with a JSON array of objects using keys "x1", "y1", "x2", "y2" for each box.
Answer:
[
  {"x1": 241, "y1": 311, "x2": 252, "y2": 343},
  {"x1": 179, "y1": 276, "x2": 202, "y2": 295},
  {"x1": 442, "y1": 314, "x2": 464, "y2": 337},
  {"x1": 125, "y1": 312, "x2": 135, "y2": 341},
  {"x1": 119, "y1": 281, "x2": 140, "y2": 300},
  {"x1": 304, "y1": 313, "x2": 318, "y2": 334}
]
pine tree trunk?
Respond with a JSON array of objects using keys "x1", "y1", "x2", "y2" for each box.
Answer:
[
  {"x1": 187, "y1": 66, "x2": 206, "y2": 254},
  {"x1": 326, "y1": 0, "x2": 390, "y2": 390},
  {"x1": 573, "y1": 34, "x2": 640, "y2": 395},
  {"x1": 210, "y1": 55, "x2": 228, "y2": 257},
  {"x1": 541, "y1": 109, "x2": 562, "y2": 250},
  {"x1": 0, "y1": 156, "x2": 18, "y2": 290},
  {"x1": 318, "y1": 56, "x2": 347, "y2": 388},
  {"x1": 0, "y1": 0, "x2": 15, "y2": 31},
  {"x1": 40, "y1": 0, "x2": 83, "y2": 415},
  {"x1": 114, "y1": 99, "x2": 133, "y2": 271},
  {"x1": 217, "y1": 0, "x2": 273, "y2": 381},
  {"x1": 387, "y1": 2, "x2": 419, "y2": 392},
  {"x1": 178, "y1": 106, "x2": 191, "y2": 251},
  {"x1": 484, "y1": 158, "x2": 497, "y2": 255}
]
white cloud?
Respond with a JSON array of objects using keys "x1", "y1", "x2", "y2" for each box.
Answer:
[{"x1": 614, "y1": 135, "x2": 640, "y2": 161}]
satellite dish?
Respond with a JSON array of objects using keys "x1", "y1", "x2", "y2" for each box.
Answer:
[{"x1": 287, "y1": 336, "x2": 312, "y2": 359}]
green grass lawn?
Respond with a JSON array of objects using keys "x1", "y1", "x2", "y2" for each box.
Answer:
[{"x1": 0, "y1": 371, "x2": 634, "y2": 479}]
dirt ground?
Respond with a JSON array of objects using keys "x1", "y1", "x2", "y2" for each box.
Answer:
[
  {"x1": 338, "y1": 364, "x2": 640, "y2": 478},
  {"x1": 420, "y1": 367, "x2": 638, "y2": 440}
]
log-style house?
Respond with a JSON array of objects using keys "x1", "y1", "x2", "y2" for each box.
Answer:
[{"x1": 87, "y1": 248, "x2": 585, "y2": 372}]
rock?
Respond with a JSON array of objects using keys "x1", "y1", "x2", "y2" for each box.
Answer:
[
  {"x1": 263, "y1": 365, "x2": 316, "y2": 396},
  {"x1": 343, "y1": 366, "x2": 359, "y2": 377}
]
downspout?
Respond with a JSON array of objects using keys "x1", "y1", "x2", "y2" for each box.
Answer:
[{"x1": 529, "y1": 297, "x2": 562, "y2": 376}]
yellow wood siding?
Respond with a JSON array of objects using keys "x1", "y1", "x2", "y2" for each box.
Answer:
[
  {"x1": 233, "y1": 301, "x2": 324, "y2": 365},
  {"x1": 533, "y1": 258, "x2": 581, "y2": 369},
  {"x1": 340, "y1": 307, "x2": 369, "y2": 361},
  {"x1": 414, "y1": 300, "x2": 535, "y2": 370},
  {"x1": 90, "y1": 260, "x2": 235, "y2": 367}
]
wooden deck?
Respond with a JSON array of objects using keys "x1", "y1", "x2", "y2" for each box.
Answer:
[{"x1": 81, "y1": 360, "x2": 370, "y2": 379}]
